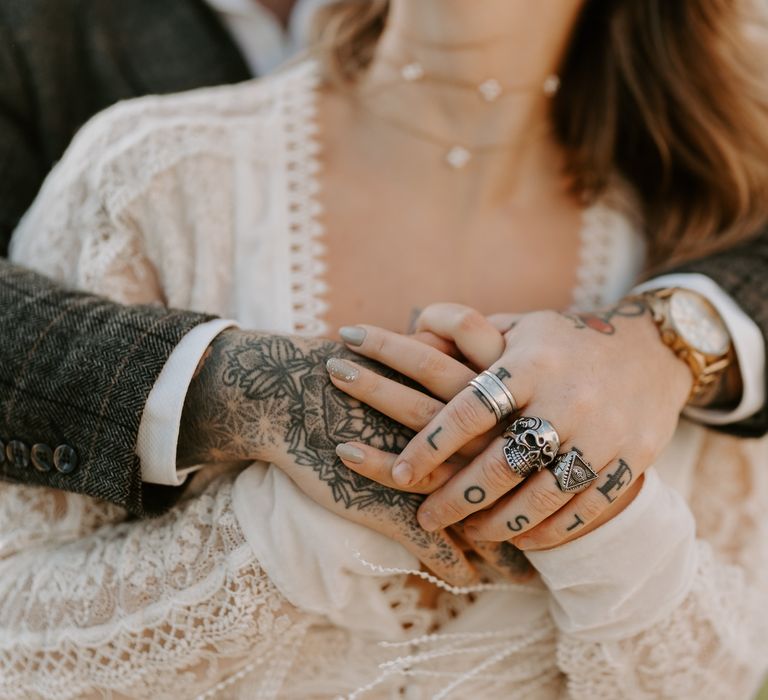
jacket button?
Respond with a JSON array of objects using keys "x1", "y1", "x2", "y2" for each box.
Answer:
[
  {"x1": 53, "y1": 445, "x2": 78, "y2": 474},
  {"x1": 31, "y1": 444, "x2": 54, "y2": 472},
  {"x1": 7, "y1": 441, "x2": 30, "y2": 469}
]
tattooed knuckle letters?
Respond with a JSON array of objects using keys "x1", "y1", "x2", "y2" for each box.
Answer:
[
  {"x1": 427, "y1": 426, "x2": 444, "y2": 450},
  {"x1": 597, "y1": 459, "x2": 633, "y2": 503},
  {"x1": 506, "y1": 514, "x2": 530, "y2": 533},
  {"x1": 464, "y1": 486, "x2": 486, "y2": 505},
  {"x1": 565, "y1": 513, "x2": 585, "y2": 531}
]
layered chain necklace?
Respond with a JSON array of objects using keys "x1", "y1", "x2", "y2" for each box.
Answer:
[{"x1": 362, "y1": 37, "x2": 560, "y2": 170}]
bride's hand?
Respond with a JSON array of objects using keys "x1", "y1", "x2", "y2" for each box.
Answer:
[{"x1": 328, "y1": 301, "x2": 691, "y2": 551}]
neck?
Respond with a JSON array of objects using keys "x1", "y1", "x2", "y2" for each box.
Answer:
[
  {"x1": 357, "y1": 0, "x2": 584, "y2": 197},
  {"x1": 384, "y1": 0, "x2": 581, "y2": 77}
]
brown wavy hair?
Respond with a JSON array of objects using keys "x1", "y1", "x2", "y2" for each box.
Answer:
[{"x1": 313, "y1": 0, "x2": 768, "y2": 268}]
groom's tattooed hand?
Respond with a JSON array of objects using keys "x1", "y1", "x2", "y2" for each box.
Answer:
[
  {"x1": 180, "y1": 331, "x2": 416, "y2": 508},
  {"x1": 178, "y1": 330, "x2": 473, "y2": 581}
]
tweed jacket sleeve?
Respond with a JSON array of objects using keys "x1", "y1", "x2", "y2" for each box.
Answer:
[
  {"x1": 0, "y1": 0, "x2": 254, "y2": 515},
  {"x1": 0, "y1": 263, "x2": 216, "y2": 515},
  {"x1": 0, "y1": 1, "x2": 231, "y2": 515}
]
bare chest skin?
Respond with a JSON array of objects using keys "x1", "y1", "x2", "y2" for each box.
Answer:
[{"x1": 315, "y1": 90, "x2": 584, "y2": 336}]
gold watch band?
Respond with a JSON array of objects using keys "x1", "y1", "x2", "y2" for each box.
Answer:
[{"x1": 640, "y1": 289, "x2": 734, "y2": 405}]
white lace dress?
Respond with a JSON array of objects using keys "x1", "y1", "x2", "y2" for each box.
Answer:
[{"x1": 4, "y1": 60, "x2": 768, "y2": 700}]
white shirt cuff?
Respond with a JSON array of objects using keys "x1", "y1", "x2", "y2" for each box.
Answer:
[
  {"x1": 527, "y1": 469, "x2": 698, "y2": 641},
  {"x1": 137, "y1": 319, "x2": 238, "y2": 485},
  {"x1": 633, "y1": 273, "x2": 766, "y2": 424}
]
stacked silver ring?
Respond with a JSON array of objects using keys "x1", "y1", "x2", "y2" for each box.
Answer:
[
  {"x1": 549, "y1": 449, "x2": 599, "y2": 492},
  {"x1": 468, "y1": 370, "x2": 517, "y2": 422},
  {"x1": 502, "y1": 416, "x2": 560, "y2": 479}
]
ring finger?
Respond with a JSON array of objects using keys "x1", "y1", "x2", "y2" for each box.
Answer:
[
  {"x1": 464, "y1": 440, "x2": 611, "y2": 542},
  {"x1": 414, "y1": 413, "x2": 569, "y2": 531},
  {"x1": 512, "y1": 456, "x2": 640, "y2": 550},
  {"x1": 414, "y1": 435, "x2": 526, "y2": 532}
]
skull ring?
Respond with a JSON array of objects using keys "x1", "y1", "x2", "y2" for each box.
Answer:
[{"x1": 502, "y1": 416, "x2": 561, "y2": 479}]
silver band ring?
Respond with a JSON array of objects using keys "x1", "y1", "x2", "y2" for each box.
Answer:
[
  {"x1": 502, "y1": 416, "x2": 561, "y2": 479},
  {"x1": 549, "y1": 449, "x2": 599, "y2": 492},
  {"x1": 468, "y1": 370, "x2": 517, "y2": 422}
]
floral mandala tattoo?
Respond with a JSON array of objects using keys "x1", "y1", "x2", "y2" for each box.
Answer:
[{"x1": 223, "y1": 337, "x2": 422, "y2": 511}]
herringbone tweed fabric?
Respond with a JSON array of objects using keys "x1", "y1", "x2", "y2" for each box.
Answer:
[
  {"x1": 0, "y1": 0, "x2": 248, "y2": 514},
  {"x1": 0, "y1": 263, "x2": 217, "y2": 514}
]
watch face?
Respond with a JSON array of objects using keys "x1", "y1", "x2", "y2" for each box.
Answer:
[{"x1": 669, "y1": 290, "x2": 730, "y2": 356}]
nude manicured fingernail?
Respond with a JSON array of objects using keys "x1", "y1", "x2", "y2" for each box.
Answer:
[
  {"x1": 418, "y1": 510, "x2": 439, "y2": 532},
  {"x1": 336, "y1": 443, "x2": 365, "y2": 464},
  {"x1": 326, "y1": 357, "x2": 359, "y2": 382},
  {"x1": 392, "y1": 461, "x2": 413, "y2": 486},
  {"x1": 339, "y1": 326, "x2": 367, "y2": 346}
]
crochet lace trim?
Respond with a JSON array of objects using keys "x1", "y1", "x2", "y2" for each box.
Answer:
[
  {"x1": 571, "y1": 202, "x2": 616, "y2": 310},
  {"x1": 282, "y1": 61, "x2": 329, "y2": 337}
]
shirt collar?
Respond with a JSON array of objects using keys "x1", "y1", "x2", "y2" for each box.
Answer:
[
  {"x1": 204, "y1": 0, "x2": 330, "y2": 45},
  {"x1": 203, "y1": 0, "x2": 332, "y2": 74}
]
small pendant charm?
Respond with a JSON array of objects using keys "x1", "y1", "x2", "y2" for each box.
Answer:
[
  {"x1": 402, "y1": 62, "x2": 425, "y2": 82},
  {"x1": 446, "y1": 146, "x2": 471, "y2": 169},
  {"x1": 543, "y1": 74, "x2": 561, "y2": 97},
  {"x1": 478, "y1": 78, "x2": 502, "y2": 102}
]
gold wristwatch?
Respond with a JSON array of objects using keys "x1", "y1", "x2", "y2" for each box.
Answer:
[{"x1": 639, "y1": 288, "x2": 734, "y2": 405}]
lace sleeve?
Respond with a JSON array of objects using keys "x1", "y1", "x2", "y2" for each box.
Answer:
[
  {"x1": 556, "y1": 433, "x2": 768, "y2": 700},
  {"x1": 0, "y1": 473, "x2": 312, "y2": 700},
  {"x1": 5, "y1": 102, "x2": 313, "y2": 699},
  {"x1": 9, "y1": 99, "x2": 183, "y2": 303}
]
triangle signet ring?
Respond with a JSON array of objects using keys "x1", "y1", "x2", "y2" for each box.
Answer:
[{"x1": 549, "y1": 449, "x2": 599, "y2": 492}]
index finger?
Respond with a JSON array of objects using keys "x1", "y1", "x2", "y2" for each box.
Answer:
[{"x1": 391, "y1": 365, "x2": 527, "y2": 487}]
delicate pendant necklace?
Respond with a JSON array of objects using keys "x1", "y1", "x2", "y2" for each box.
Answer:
[
  {"x1": 363, "y1": 56, "x2": 560, "y2": 169},
  {"x1": 358, "y1": 103, "x2": 524, "y2": 170},
  {"x1": 380, "y1": 56, "x2": 561, "y2": 103}
]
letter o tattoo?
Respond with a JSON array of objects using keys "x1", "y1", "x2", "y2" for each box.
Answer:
[{"x1": 464, "y1": 486, "x2": 486, "y2": 504}]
